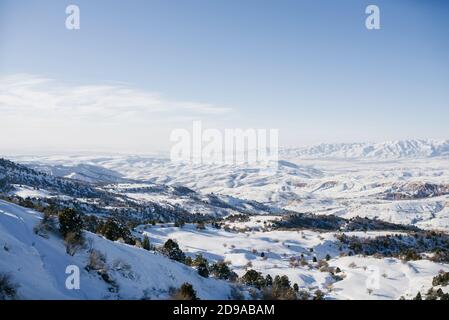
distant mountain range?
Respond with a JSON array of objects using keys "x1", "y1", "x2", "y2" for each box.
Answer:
[
  {"x1": 281, "y1": 139, "x2": 449, "y2": 160},
  {"x1": 2, "y1": 140, "x2": 449, "y2": 301},
  {"x1": 0, "y1": 157, "x2": 284, "y2": 223}
]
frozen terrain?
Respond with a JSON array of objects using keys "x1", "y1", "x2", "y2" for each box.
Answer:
[
  {"x1": 10, "y1": 139, "x2": 449, "y2": 231},
  {"x1": 138, "y1": 216, "x2": 449, "y2": 300},
  {"x1": 0, "y1": 200, "x2": 234, "y2": 300},
  {"x1": 1, "y1": 199, "x2": 446, "y2": 300},
  {"x1": 2, "y1": 139, "x2": 449, "y2": 300}
]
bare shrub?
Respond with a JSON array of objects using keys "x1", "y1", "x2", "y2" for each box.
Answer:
[
  {"x1": 85, "y1": 250, "x2": 119, "y2": 292},
  {"x1": 170, "y1": 283, "x2": 198, "y2": 300},
  {"x1": 112, "y1": 259, "x2": 136, "y2": 280},
  {"x1": 33, "y1": 212, "x2": 57, "y2": 238},
  {"x1": 65, "y1": 232, "x2": 85, "y2": 256},
  {"x1": 0, "y1": 273, "x2": 19, "y2": 300},
  {"x1": 86, "y1": 249, "x2": 107, "y2": 272},
  {"x1": 297, "y1": 289, "x2": 311, "y2": 300}
]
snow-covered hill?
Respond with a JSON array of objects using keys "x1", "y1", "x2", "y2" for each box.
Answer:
[
  {"x1": 8, "y1": 144, "x2": 449, "y2": 231},
  {"x1": 281, "y1": 139, "x2": 449, "y2": 160},
  {"x1": 2, "y1": 147, "x2": 449, "y2": 300},
  {"x1": 0, "y1": 200, "x2": 234, "y2": 299},
  {"x1": 0, "y1": 158, "x2": 103, "y2": 198},
  {"x1": 1, "y1": 158, "x2": 281, "y2": 222},
  {"x1": 139, "y1": 216, "x2": 449, "y2": 300},
  {"x1": 28, "y1": 163, "x2": 128, "y2": 184}
]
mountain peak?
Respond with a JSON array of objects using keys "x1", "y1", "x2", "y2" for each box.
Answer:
[{"x1": 281, "y1": 139, "x2": 449, "y2": 160}]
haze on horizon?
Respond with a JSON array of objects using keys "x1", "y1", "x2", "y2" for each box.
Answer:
[{"x1": 1, "y1": 0, "x2": 449, "y2": 154}]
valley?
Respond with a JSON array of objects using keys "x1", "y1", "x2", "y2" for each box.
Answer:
[{"x1": 2, "y1": 139, "x2": 449, "y2": 300}]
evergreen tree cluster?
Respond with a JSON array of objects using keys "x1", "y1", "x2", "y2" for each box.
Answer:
[
  {"x1": 210, "y1": 261, "x2": 237, "y2": 281},
  {"x1": 58, "y1": 208, "x2": 83, "y2": 240},
  {"x1": 432, "y1": 271, "x2": 449, "y2": 287},
  {"x1": 97, "y1": 218, "x2": 135, "y2": 245},
  {"x1": 162, "y1": 239, "x2": 186, "y2": 263}
]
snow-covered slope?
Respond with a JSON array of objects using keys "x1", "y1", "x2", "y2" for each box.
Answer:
[
  {"x1": 2, "y1": 148, "x2": 449, "y2": 300},
  {"x1": 94, "y1": 156, "x2": 449, "y2": 231},
  {"x1": 281, "y1": 139, "x2": 449, "y2": 160},
  {"x1": 1, "y1": 158, "x2": 283, "y2": 222},
  {"x1": 0, "y1": 200, "x2": 234, "y2": 299},
  {"x1": 140, "y1": 217, "x2": 449, "y2": 300},
  {"x1": 9, "y1": 148, "x2": 449, "y2": 231},
  {"x1": 28, "y1": 163, "x2": 127, "y2": 184}
]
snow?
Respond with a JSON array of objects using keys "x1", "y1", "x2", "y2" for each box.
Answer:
[
  {"x1": 27, "y1": 154, "x2": 447, "y2": 231},
  {"x1": 12, "y1": 185, "x2": 52, "y2": 199},
  {"x1": 10, "y1": 151, "x2": 449, "y2": 230},
  {"x1": 330, "y1": 257, "x2": 448, "y2": 300},
  {"x1": 0, "y1": 200, "x2": 234, "y2": 300},
  {"x1": 4, "y1": 139, "x2": 449, "y2": 299},
  {"x1": 138, "y1": 217, "x2": 449, "y2": 299},
  {"x1": 280, "y1": 139, "x2": 449, "y2": 160}
]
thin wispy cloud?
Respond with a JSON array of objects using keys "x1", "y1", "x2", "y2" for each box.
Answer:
[
  {"x1": 0, "y1": 74, "x2": 232, "y2": 153},
  {"x1": 0, "y1": 74, "x2": 231, "y2": 124}
]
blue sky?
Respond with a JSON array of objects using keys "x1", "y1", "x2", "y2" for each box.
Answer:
[{"x1": 0, "y1": 0, "x2": 448, "y2": 153}]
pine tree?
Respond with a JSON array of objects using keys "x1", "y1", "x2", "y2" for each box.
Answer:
[
  {"x1": 193, "y1": 254, "x2": 208, "y2": 267},
  {"x1": 313, "y1": 290, "x2": 325, "y2": 300},
  {"x1": 269, "y1": 275, "x2": 296, "y2": 300},
  {"x1": 197, "y1": 263, "x2": 209, "y2": 278},
  {"x1": 58, "y1": 208, "x2": 83, "y2": 239},
  {"x1": 241, "y1": 269, "x2": 266, "y2": 289},
  {"x1": 162, "y1": 239, "x2": 186, "y2": 263},
  {"x1": 184, "y1": 256, "x2": 193, "y2": 266},
  {"x1": 97, "y1": 218, "x2": 134, "y2": 244},
  {"x1": 265, "y1": 274, "x2": 273, "y2": 287},
  {"x1": 274, "y1": 275, "x2": 291, "y2": 289},
  {"x1": 211, "y1": 261, "x2": 234, "y2": 280},
  {"x1": 142, "y1": 235, "x2": 150, "y2": 251}
]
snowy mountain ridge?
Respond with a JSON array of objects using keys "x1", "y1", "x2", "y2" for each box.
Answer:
[
  {"x1": 0, "y1": 158, "x2": 285, "y2": 222},
  {"x1": 281, "y1": 139, "x2": 449, "y2": 160}
]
